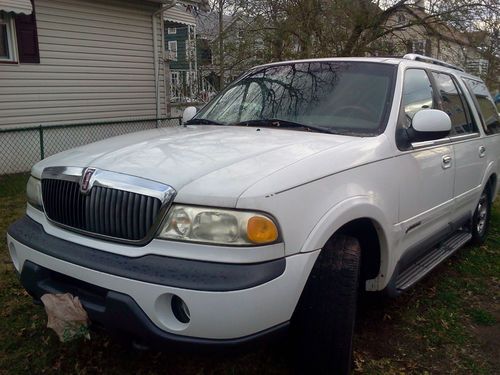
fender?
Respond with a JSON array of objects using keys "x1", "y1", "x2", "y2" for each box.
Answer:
[
  {"x1": 481, "y1": 160, "x2": 498, "y2": 202},
  {"x1": 299, "y1": 195, "x2": 394, "y2": 290}
]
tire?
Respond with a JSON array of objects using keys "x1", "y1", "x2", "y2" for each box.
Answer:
[
  {"x1": 292, "y1": 234, "x2": 361, "y2": 375},
  {"x1": 470, "y1": 187, "x2": 491, "y2": 245}
]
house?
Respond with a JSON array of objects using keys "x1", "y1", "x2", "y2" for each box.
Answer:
[
  {"x1": 0, "y1": 0, "x2": 211, "y2": 174},
  {"x1": 195, "y1": 10, "x2": 233, "y2": 90},
  {"x1": 164, "y1": 6, "x2": 263, "y2": 102},
  {"x1": 465, "y1": 31, "x2": 498, "y2": 91},
  {"x1": 164, "y1": 5, "x2": 217, "y2": 103},
  {"x1": 164, "y1": 4, "x2": 198, "y2": 102},
  {"x1": 374, "y1": 1, "x2": 485, "y2": 74},
  {"x1": 0, "y1": 0, "x2": 175, "y2": 129},
  {"x1": 209, "y1": 13, "x2": 265, "y2": 86}
]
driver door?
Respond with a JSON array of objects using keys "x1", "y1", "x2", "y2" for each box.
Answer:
[{"x1": 396, "y1": 69, "x2": 455, "y2": 265}]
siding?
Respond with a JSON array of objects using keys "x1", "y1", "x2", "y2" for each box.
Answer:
[{"x1": 0, "y1": 0, "x2": 167, "y2": 128}]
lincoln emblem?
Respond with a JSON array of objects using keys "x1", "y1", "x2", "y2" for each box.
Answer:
[{"x1": 80, "y1": 168, "x2": 96, "y2": 194}]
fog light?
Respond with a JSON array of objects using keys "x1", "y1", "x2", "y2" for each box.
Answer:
[{"x1": 171, "y1": 295, "x2": 190, "y2": 324}]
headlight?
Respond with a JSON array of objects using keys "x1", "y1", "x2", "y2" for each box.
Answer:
[
  {"x1": 157, "y1": 205, "x2": 280, "y2": 246},
  {"x1": 26, "y1": 176, "x2": 44, "y2": 211}
]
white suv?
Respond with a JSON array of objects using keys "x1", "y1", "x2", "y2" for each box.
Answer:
[{"x1": 7, "y1": 55, "x2": 500, "y2": 374}]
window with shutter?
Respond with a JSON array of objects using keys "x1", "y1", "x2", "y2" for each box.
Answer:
[
  {"x1": 0, "y1": 12, "x2": 16, "y2": 62},
  {"x1": 14, "y1": 0, "x2": 40, "y2": 63},
  {"x1": 168, "y1": 40, "x2": 178, "y2": 61}
]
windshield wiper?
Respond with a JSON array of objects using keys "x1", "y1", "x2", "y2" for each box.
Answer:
[
  {"x1": 184, "y1": 118, "x2": 223, "y2": 125},
  {"x1": 231, "y1": 119, "x2": 333, "y2": 134}
]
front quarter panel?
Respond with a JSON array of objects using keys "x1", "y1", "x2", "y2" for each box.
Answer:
[{"x1": 237, "y1": 136, "x2": 399, "y2": 289}]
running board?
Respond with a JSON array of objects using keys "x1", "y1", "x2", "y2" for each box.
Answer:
[{"x1": 396, "y1": 231, "x2": 472, "y2": 291}]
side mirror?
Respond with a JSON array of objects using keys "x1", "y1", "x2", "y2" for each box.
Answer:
[
  {"x1": 182, "y1": 106, "x2": 197, "y2": 124},
  {"x1": 412, "y1": 109, "x2": 451, "y2": 134},
  {"x1": 408, "y1": 109, "x2": 451, "y2": 146}
]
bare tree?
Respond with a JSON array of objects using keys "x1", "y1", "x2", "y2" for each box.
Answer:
[
  {"x1": 430, "y1": 0, "x2": 499, "y2": 88},
  {"x1": 207, "y1": 0, "x2": 243, "y2": 89},
  {"x1": 247, "y1": 1, "x2": 495, "y2": 54},
  {"x1": 210, "y1": 0, "x2": 498, "y2": 88}
]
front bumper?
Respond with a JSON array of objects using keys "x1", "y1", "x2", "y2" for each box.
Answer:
[
  {"x1": 20, "y1": 260, "x2": 288, "y2": 349},
  {"x1": 7, "y1": 216, "x2": 319, "y2": 342}
]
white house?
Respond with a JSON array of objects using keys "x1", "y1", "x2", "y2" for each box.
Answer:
[
  {"x1": 0, "y1": 0, "x2": 208, "y2": 174},
  {"x1": 379, "y1": 3, "x2": 485, "y2": 74},
  {"x1": 0, "y1": 0, "x2": 172, "y2": 128}
]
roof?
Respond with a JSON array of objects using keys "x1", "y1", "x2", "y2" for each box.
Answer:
[
  {"x1": 252, "y1": 56, "x2": 482, "y2": 80},
  {"x1": 209, "y1": 13, "x2": 251, "y2": 42},
  {"x1": 196, "y1": 11, "x2": 233, "y2": 39},
  {"x1": 0, "y1": 0, "x2": 32, "y2": 14},
  {"x1": 254, "y1": 57, "x2": 402, "y2": 70},
  {"x1": 164, "y1": 4, "x2": 196, "y2": 26}
]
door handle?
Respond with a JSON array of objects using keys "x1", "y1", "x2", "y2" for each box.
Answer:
[
  {"x1": 442, "y1": 155, "x2": 452, "y2": 169},
  {"x1": 479, "y1": 145, "x2": 486, "y2": 158}
]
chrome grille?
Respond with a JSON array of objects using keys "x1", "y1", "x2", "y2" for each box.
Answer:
[{"x1": 40, "y1": 167, "x2": 176, "y2": 244}]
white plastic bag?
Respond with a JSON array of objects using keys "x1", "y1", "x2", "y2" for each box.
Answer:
[{"x1": 41, "y1": 293, "x2": 90, "y2": 342}]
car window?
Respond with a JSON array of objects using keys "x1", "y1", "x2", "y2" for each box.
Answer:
[
  {"x1": 202, "y1": 84, "x2": 246, "y2": 124},
  {"x1": 431, "y1": 72, "x2": 477, "y2": 135},
  {"x1": 462, "y1": 78, "x2": 500, "y2": 135},
  {"x1": 196, "y1": 62, "x2": 396, "y2": 136},
  {"x1": 401, "y1": 69, "x2": 434, "y2": 128}
]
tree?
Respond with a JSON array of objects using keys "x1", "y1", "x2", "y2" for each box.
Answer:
[
  {"x1": 208, "y1": 0, "x2": 499, "y2": 88},
  {"x1": 429, "y1": 0, "x2": 499, "y2": 88},
  {"x1": 206, "y1": 0, "x2": 242, "y2": 89}
]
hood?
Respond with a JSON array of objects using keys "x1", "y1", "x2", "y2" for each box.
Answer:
[{"x1": 33, "y1": 125, "x2": 365, "y2": 206}]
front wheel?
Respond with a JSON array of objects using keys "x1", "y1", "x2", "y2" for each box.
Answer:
[
  {"x1": 292, "y1": 234, "x2": 361, "y2": 375},
  {"x1": 470, "y1": 187, "x2": 491, "y2": 245}
]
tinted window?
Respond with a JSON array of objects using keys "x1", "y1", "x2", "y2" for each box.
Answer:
[
  {"x1": 432, "y1": 72, "x2": 477, "y2": 135},
  {"x1": 401, "y1": 69, "x2": 434, "y2": 128},
  {"x1": 196, "y1": 62, "x2": 396, "y2": 135},
  {"x1": 463, "y1": 78, "x2": 500, "y2": 135}
]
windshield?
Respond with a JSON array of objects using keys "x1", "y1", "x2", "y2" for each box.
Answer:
[{"x1": 193, "y1": 61, "x2": 396, "y2": 135}]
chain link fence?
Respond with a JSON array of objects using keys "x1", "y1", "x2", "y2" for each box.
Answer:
[{"x1": 0, "y1": 117, "x2": 181, "y2": 175}]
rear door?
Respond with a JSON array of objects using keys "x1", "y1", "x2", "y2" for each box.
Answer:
[
  {"x1": 430, "y1": 72, "x2": 486, "y2": 225},
  {"x1": 462, "y1": 78, "x2": 500, "y2": 199}
]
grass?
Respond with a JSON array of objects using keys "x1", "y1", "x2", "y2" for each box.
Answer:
[
  {"x1": 468, "y1": 308, "x2": 496, "y2": 326},
  {"x1": 0, "y1": 173, "x2": 498, "y2": 374}
]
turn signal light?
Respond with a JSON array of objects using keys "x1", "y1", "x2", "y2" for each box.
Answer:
[{"x1": 247, "y1": 216, "x2": 279, "y2": 244}]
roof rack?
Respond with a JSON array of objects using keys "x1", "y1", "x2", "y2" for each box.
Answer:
[{"x1": 403, "y1": 53, "x2": 465, "y2": 72}]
